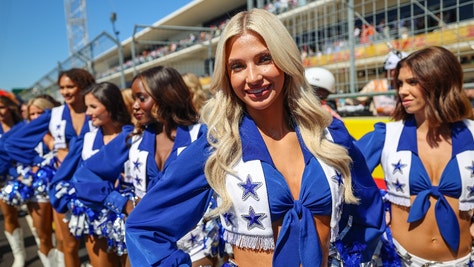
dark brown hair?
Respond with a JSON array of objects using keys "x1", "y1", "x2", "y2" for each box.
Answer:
[
  {"x1": 0, "y1": 95, "x2": 22, "y2": 124},
  {"x1": 84, "y1": 82, "x2": 132, "y2": 126},
  {"x1": 131, "y1": 66, "x2": 199, "y2": 140},
  {"x1": 392, "y1": 46, "x2": 473, "y2": 144},
  {"x1": 57, "y1": 68, "x2": 96, "y2": 92}
]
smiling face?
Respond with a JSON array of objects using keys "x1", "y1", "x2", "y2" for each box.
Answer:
[
  {"x1": 397, "y1": 66, "x2": 427, "y2": 119},
  {"x1": 0, "y1": 100, "x2": 12, "y2": 124},
  {"x1": 58, "y1": 75, "x2": 81, "y2": 105},
  {"x1": 226, "y1": 31, "x2": 285, "y2": 115},
  {"x1": 131, "y1": 78, "x2": 155, "y2": 126},
  {"x1": 85, "y1": 93, "x2": 112, "y2": 127},
  {"x1": 28, "y1": 105, "x2": 45, "y2": 120}
]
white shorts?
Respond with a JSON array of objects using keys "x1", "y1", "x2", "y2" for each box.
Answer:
[
  {"x1": 393, "y1": 239, "x2": 472, "y2": 267},
  {"x1": 29, "y1": 194, "x2": 50, "y2": 203}
]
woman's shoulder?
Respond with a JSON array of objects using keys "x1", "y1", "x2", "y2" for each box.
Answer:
[
  {"x1": 326, "y1": 118, "x2": 354, "y2": 146},
  {"x1": 50, "y1": 104, "x2": 65, "y2": 114},
  {"x1": 121, "y1": 124, "x2": 134, "y2": 134},
  {"x1": 462, "y1": 118, "x2": 474, "y2": 128}
]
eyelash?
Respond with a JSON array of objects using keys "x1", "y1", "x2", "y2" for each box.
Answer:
[
  {"x1": 408, "y1": 80, "x2": 418, "y2": 86},
  {"x1": 397, "y1": 80, "x2": 418, "y2": 87},
  {"x1": 261, "y1": 54, "x2": 272, "y2": 63},
  {"x1": 229, "y1": 54, "x2": 273, "y2": 71},
  {"x1": 132, "y1": 95, "x2": 147, "y2": 102}
]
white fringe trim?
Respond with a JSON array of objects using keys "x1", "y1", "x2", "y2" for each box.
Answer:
[
  {"x1": 331, "y1": 225, "x2": 339, "y2": 243},
  {"x1": 386, "y1": 194, "x2": 410, "y2": 207},
  {"x1": 223, "y1": 230, "x2": 275, "y2": 251},
  {"x1": 459, "y1": 201, "x2": 474, "y2": 211}
]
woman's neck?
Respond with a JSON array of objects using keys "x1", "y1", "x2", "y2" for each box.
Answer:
[
  {"x1": 161, "y1": 124, "x2": 176, "y2": 140},
  {"x1": 1, "y1": 118, "x2": 14, "y2": 132},
  {"x1": 68, "y1": 101, "x2": 86, "y2": 114},
  {"x1": 101, "y1": 122, "x2": 123, "y2": 145},
  {"x1": 415, "y1": 114, "x2": 451, "y2": 147},
  {"x1": 250, "y1": 109, "x2": 291, "y2": 140},
  {"x1": 101, "y1": 122, "x2": 122, "y2": 137}
]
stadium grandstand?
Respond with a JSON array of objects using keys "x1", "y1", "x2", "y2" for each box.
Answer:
[
  {"x1": 16, "y1": 0, "x2": 474, "y2": 187},
  {"x1": 20, "y1": 0, "x2": 474, "y2": 108}
]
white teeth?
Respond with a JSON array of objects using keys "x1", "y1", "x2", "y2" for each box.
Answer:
[{"x1": 248, "y1": 88, "x2": 264, "y2": 94}]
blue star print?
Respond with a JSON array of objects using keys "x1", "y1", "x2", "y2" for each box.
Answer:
[
  {"x1": 189, "y1": 234, "x2": 198, "y2": 245},
  {"x1": 134, "y1": 175, "x2": 141, "y2": 186},
  {"x1": 468, "y1": 185, "x2": 474, "y2": 197},
  {"x1": 332, "y1": 171, "x2": 343, "y2": 186},
  {"x1": 223, "y1": 212, "x2": 234, "y2": 227},
  {"x1": 238, "y1": 175, "x2": 262, "y2": 201},
  {"x1": 242, "y1": 206, "x2": 266, "y2": 231},
  {"x1": 392, "y1": 179, "x2": 405, "y2": 193},
  {"x1": 133, "y1": 159, "x2": 142, "y2": 171},
  {"x1": 392, "y1": 159, "x2": 407, "y2": 175},
  {"x1": 56, "y1": 124, "x2": 61, "y2": 130},
  {"x1": 466, "y1": 161, "x2": 474, "y2": 178}
]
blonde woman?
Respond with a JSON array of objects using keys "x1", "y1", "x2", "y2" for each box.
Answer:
[
  {"x1": 125, "y1": 9, "x2": 384, "y2": 267},
  {"x1": 24, "y1": 95, "x2": 60, "y2": 266},
  {"x1": 120, "y1": 88, "x2": 135, "y2": 124},
  {"x1": 181, "y1": 72, "x2": 209, "y2": 112}
]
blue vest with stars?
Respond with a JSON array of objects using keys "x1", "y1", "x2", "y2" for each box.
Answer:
[
  {"x1": 48, "y1": 105, "x2": 95, "y2": 150},
  {"x1": 381, "y1": 119, "x2": 474, "y2": 252},
  {"x1": 128, "y1": 124, "x2": 202, "y2": 199},
  {"x1": 219, "y1": 115, "x2": 346, "y2": 267}
]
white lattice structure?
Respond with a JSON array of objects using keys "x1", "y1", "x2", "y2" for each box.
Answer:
[
  {"x1": 23, "y1": 0, "x2": 474, "y2": 103},
  {"x1": 64, "y1": 0, "x2": 88, "y2": 59}
]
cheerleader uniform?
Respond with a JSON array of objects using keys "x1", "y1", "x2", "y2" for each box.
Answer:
[
  {"x1": 356, "y1": 119, "x2": 474, "y2": 266},
  {"x1": 126, "y1": 123, "x2": 224, "y2": 262},
  {"x1": 0, "y1": 121, "x2": 29, "y2": 204},
  {"x1": 1, "y1": 128, "x2": 54, "y2": 205},
  {"x1": 0, "y1": 121, "x2": 27, "y2": 180},
  {"x1": 4, "y1": 105, "x2": 95, "y2": 212},
  {"x1": 62, "y1": 125, "x2": 132, "y2": 253},
  {"x1": 71, "y1": 123, "x2": 211, "y2": 257},
  {"x1": 125, "y1": 115, "x2": 385, "y2": 267}
]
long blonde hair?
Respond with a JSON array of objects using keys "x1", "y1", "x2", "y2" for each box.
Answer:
[
  {"x1": 27, "y1": 95, "x2": 61, "y2": 120},
  {"x1": 182, "y1": 72, "x2": 208, "y2": 113},
  {"x1": 201, "y1": 9, "x2": 357, "y2": 215}
]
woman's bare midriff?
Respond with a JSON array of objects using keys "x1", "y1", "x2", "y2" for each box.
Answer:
[
  {"x1": 56, "y1": 148, "x2": 69, "y2": 166},
  {"x1": 231, "y1": 215, "x2": 330, "y2": 267},
  {"x1": 390, "y1": 196, "x2": 472, "y2": 261},
  {"x1": 232, "y1": 246, "x2": 273, "y2": 267}
]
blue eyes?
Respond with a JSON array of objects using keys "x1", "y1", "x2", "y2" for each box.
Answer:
[{"x1": 229, "y1": 54, "x2": 273, "y2": 72}]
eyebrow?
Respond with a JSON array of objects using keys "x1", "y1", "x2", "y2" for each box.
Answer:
[{"x1": 228, "y1": 49, "x2": 271, "y2": 64}]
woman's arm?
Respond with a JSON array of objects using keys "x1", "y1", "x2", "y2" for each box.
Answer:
[
  {"x1": 0, "y1": 121, "x2": 27, "y2": 175},
  {"x1": 5, "y1": 110, "x2": 51, "y2": 165},
  {"x1": 48, "y1": 134, "x2": 85, "y2": 213},
  {"x1": 72, "y1": 126, "x2": 133, "y2": 212},
  {"x1": 328, "y1": 119, "x2": 385, "y2": 263},
  {"x1": 339, "y1": 141, "x2": 385, "y2": 263},
  {"x1": 126, "y1": 136, "x2": 214, "y2": 266},
  {"x1": 354, "y1": 122, "x2": 387, "y2": 172}
]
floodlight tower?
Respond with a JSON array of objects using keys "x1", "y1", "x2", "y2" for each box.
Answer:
[{"x1": 64, "y1": 0, "x2": 89, "y2": 61}]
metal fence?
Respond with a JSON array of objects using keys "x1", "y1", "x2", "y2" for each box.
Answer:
[{"x1": 21, "y1": 0, "x2": 474, "y2": 105}]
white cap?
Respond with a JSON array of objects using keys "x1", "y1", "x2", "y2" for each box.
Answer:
[
  {"x1": 384, "y1": 51, "x2": 408, "y2": 70},
  {"x1": 304, "y1": 67, "x2": 336, "y2": 94}
]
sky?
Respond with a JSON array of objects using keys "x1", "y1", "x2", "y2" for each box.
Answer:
[{"x1": 0, "y1": 0, "x2": 193, "y2": 92}]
